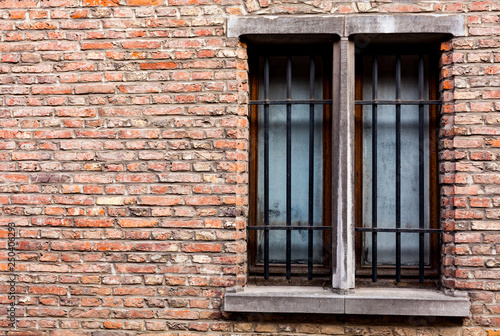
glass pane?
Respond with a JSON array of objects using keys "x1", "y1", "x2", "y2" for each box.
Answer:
[
  {"x1": 361, "y1": 54, "x2": 430, "y2": 267},
  {"x1": 255, "y1": 55, "x2": 325, "y2": 265}
]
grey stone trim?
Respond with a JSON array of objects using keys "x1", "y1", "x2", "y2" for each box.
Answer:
[
  {"x1": 227, "y1": 16, "x2": 344, "y2": 37},
  {"x1": 345, "y1": 288, "x2": 470, "y2": 317},
  {"x1": 225, "y1": 286, "x2": 344, "y2": 314},
  {"x1": 345, "y1": 15, "x2": 466, "y2": 37},
  {"x1": 331, "y1": 38, "x2": 355, "y2": 291},
  {"x1": 224, "y1": 287, "x2": 470, "y2": 317},
  {"x1": 227, "y1": 15, "x2": 466, "y2": 38}
]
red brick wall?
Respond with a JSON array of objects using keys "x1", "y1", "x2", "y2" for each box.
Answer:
[{"x1": 0, "y1": 1, "x2": 499, "y2": 335}]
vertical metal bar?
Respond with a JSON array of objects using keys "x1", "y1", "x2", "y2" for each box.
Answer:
[
  {"x1": 264, "y1": 56, "x2": 270, "y2": 280},
  {"x1": 418, "y1": 54, "x2": 425, "y2": 283},
  {"x1": 372, "y1": 55, "x2": 378, "y2": 283},
  {"x1": 286, "y1": 55, "x2": 292, "y2": 280},
  {"x1": 308, "y1": 55, "x2": 315, "y2": 280},
  {"x1": 395, "y1": 55, "x2": 402, "y2": 283}
]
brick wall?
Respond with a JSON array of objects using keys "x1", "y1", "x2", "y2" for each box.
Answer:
[{"x1": 0, "y1": 1, "x2": 499, "y2": 335}]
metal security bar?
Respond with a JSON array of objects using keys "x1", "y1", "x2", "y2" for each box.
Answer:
[
  {"x1": 355, "y1": 52, "x2": 441, "y2": 283},
  {"x1": 249, "y1": 51, "x2": 332, "y2": 281},
  {"x1": 263, "y1": 56, "x2": 270, "y2": 279}
]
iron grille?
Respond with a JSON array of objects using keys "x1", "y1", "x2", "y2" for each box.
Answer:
[
  {"x1": 249, "y1": 50, "x2": 332, "y2": 281},
  {"x1": 354, "y1": 52, "x2": 442, "y2": 283}
]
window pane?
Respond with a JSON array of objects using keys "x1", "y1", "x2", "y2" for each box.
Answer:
[
  {"x1": 360, "y1": 54, "x2": 431, "y2": 267},
  {"x1": 254, "y1": 55, "x2": 325, "y2": 265}
]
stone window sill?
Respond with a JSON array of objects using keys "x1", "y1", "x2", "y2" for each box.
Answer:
[{"x1": 224, "y1": 286, "x2": 469, "y2": 317}]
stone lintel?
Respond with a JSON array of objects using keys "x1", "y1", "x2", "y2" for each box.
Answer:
[
  {"x1": 345, "y1": 15, "x2": 466, "y2": 37},
  {"x1": 227, "y1": 15, "x2": 466, "y2": 38},
  {"x1": 227, "y1": 16, "x2": 344, "y2": 38}
]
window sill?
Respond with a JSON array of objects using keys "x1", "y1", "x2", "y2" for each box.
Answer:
[{"x1": 224, "y1": 286, "x2": 469, "y2": 317}]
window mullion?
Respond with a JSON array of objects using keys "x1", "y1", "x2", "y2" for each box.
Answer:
[{"x1": 332, "y1": 38, "x2": 356, "y2": 292}]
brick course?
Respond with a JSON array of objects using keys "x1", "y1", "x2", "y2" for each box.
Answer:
[{"x1": 0, "y1": 1, "x2": 499, "y2": 335}]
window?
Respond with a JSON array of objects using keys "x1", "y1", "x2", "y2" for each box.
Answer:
[
  {"x1": 248, "y1": 45, "x2": 333, "y2": 281},
  {"x1": 225, "y1": 15, "x2": 469, "y2": 317},
  {"x1": 354, "y1": 44, "x2": 441, "y2": 285}
]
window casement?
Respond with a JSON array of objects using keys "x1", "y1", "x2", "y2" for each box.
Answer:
[
  {"x1": 354, "y1": 44, "x2": 441, "y2": 286},
  {"x1": 225, "y1": 15, "x2": 469, "y2": 316},
  {"x1": 248, "y1": 45, "x2": 333, "y2": 283}
]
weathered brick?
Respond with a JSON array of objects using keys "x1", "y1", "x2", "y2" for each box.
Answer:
[{"x1": 0, "y1": 3, "x2": 497, "y2": 336}]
